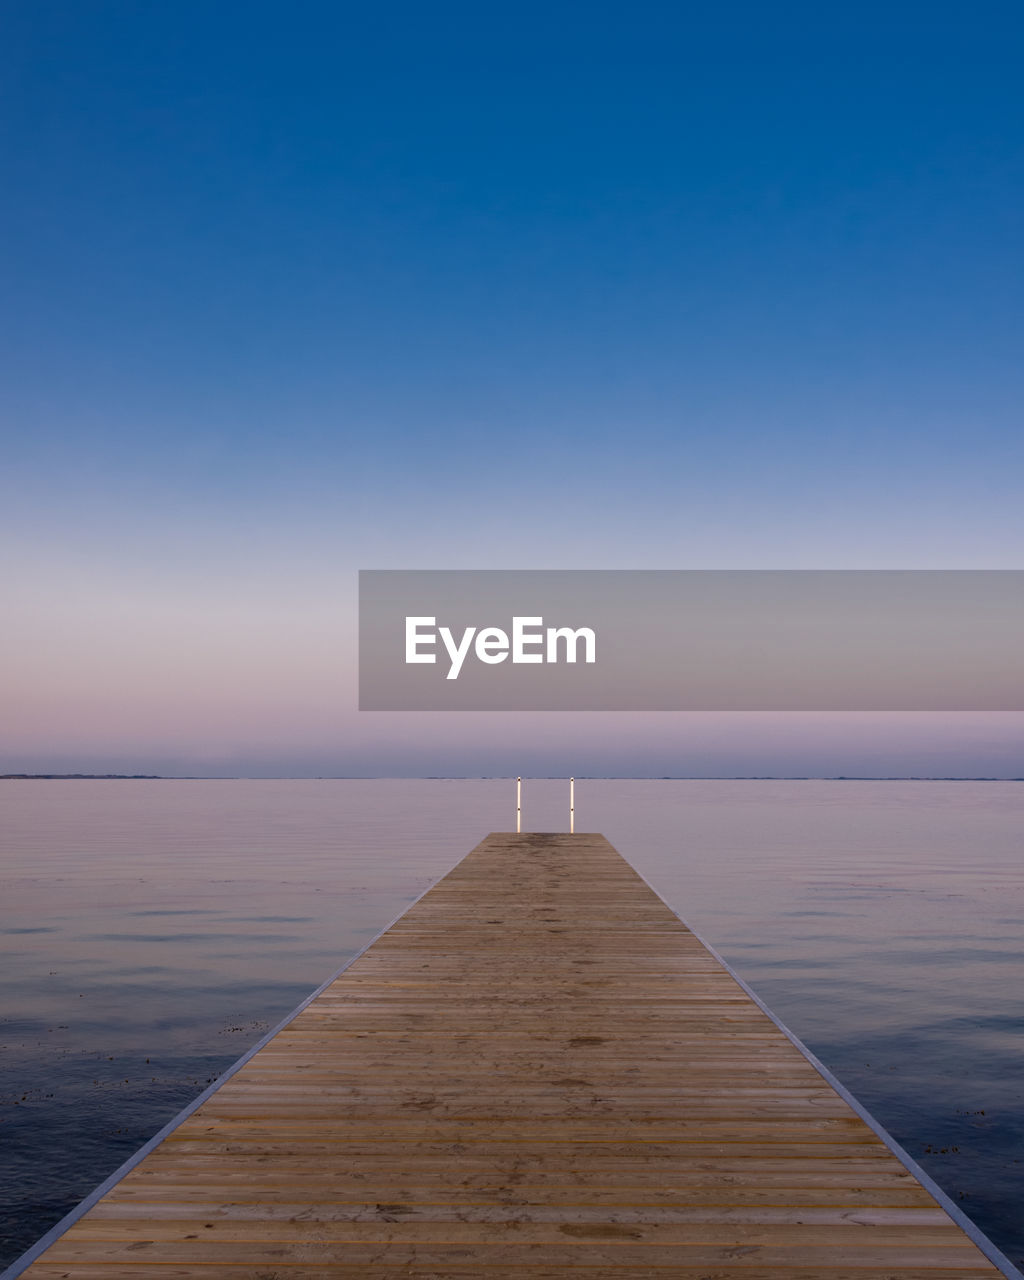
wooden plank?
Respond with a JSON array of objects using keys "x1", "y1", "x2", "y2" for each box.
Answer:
[{"x1": 14, "y1": 832, "x2": 1007, "y2": 1277}]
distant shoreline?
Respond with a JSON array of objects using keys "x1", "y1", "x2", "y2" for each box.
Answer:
[
  {"x1": 2, "y1": 774, "x2": 1022, "y2": 782},
  {"x1": 0, "y1": 773, "x2": 163, "y2": 780}
]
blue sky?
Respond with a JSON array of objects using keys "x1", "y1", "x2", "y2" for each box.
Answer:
[{"x1": 2, "y1": 1, "x2": 1023, "y2": 775}]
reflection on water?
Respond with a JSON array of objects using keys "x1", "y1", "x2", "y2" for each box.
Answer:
[{"x1": 1, "y1": 778, "x2": 1022, "y2": 1267}]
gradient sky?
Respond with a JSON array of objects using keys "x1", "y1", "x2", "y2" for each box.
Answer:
[{"x1": 3, "y1": 1, "x2": 1023, "y2": 776}]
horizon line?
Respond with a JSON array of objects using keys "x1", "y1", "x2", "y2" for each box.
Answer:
[{"x1": 3, "y1": 774, "x2": 1023, "y2": 783}]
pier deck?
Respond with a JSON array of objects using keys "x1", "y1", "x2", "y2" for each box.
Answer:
[{"x1": 15, "y1": 833, "x2": 1009, "y2": 1277}]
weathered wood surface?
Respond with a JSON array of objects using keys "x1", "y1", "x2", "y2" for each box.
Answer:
[{"x1": 21, "y1": 832, "x2": 1002, "y2": 1277}]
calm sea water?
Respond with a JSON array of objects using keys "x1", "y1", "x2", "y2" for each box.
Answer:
[{"x1": 1, "y1": 778, "x2": 1022, "y2": 1268}]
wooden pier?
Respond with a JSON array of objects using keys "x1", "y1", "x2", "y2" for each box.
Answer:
[{"x1": 13, "y1": 833, "x2": 1013, "y2": 1277}]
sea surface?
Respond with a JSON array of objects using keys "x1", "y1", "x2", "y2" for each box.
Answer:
[{"x1": 1, "y1": 778, "x2": 1022, "y2": 1269}]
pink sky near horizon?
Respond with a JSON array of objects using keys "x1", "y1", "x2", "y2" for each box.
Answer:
[{"x1": 4, "y1": 556, "x2": 1024, "y2": 777}]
